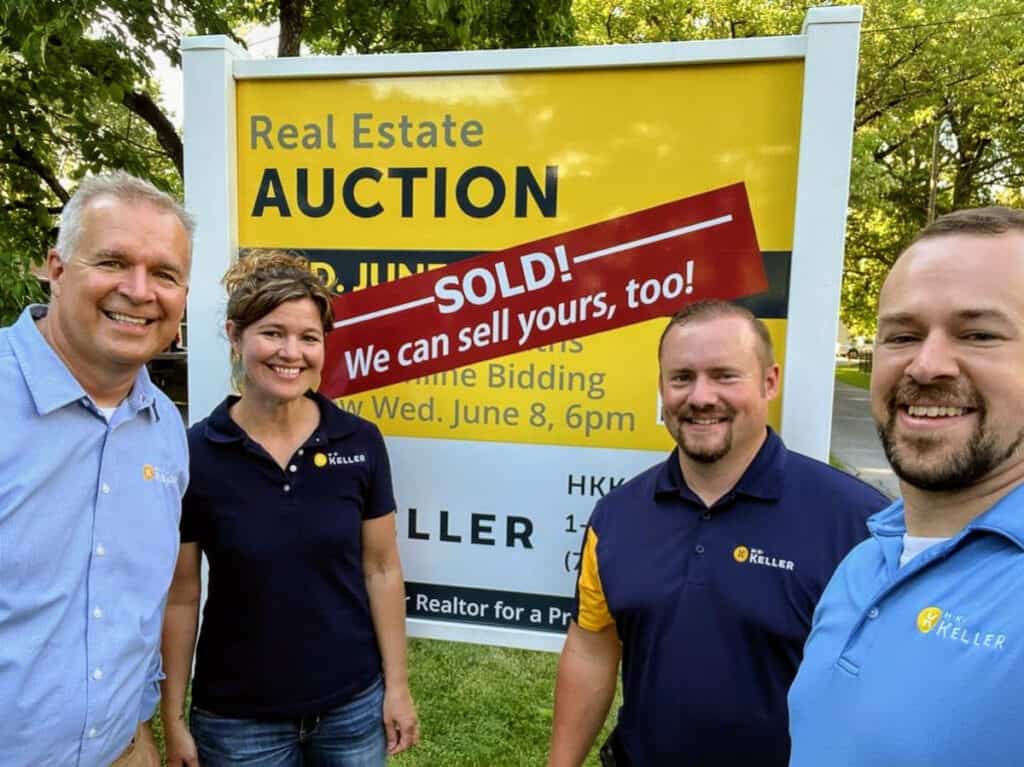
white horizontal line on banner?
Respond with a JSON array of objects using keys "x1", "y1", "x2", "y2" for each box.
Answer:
[
  {"x1": 334, "y1": 295, "x2": 436, "y2": 329},
  {"x1": 572, "y1": 213, "x2": 733, "y2": 265},
  {"x1": 331, "y1": 212, "x2": 733, "y2": 329}
]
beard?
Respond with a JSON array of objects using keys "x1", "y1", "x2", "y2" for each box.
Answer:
[
  {"x1": 877, "y1": 379, "x2": 1024, "y2": 492},
  {"x1": 667, "y1": 404, "x2": 735, "y2": 464}
]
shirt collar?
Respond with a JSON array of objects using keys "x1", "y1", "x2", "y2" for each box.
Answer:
[
  {"x1": 868, "y1": 482, "x2": 1024, "y2": 552},
  {"x1": 9, "y1": 305, "x2": 160, "y2": 420},
  {"x1": 653, "y1": 427, "x2": 786, "y2": 504},
  {"x1": 203, "y1": 390, "x2": 358, "y2": 444}
]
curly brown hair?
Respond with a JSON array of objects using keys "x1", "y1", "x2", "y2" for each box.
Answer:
[{"x1": 223, "y1": 249, "x2": 334, "y2": 334}]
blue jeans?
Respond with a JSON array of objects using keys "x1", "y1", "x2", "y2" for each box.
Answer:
[{"x1": 190, "y1": 677, "x2": 387, "y2": 767}]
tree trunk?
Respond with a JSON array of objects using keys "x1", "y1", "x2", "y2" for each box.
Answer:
[
  {"x1": 121, "y1": 91, "x2": 185, "y2": 178},
  {"x1": 278, "y1": 0, "x2": 306, "y2": 57}
]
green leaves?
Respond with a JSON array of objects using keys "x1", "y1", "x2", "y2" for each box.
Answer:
[
  {"x1": 4, "y1": 0, "x2": 1020, "y2": 332},
  {"x1": 574, "y1": 0, "x2": 1024, "y2": 332}
]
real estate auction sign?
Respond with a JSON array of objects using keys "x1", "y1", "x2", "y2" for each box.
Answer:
[{"x1": 185, "y1": 8, "x2": 862, "y2": 650}]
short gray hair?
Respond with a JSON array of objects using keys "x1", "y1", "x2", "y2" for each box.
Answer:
[{"x1": 55, "y1": 171, "x2": 195, "y2": 261}]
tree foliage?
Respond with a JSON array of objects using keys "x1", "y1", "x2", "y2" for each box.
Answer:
[
  {"x1": 2, "y1": 0, "x2": 1022, "y2": 332},
  {"x1": 0, "y1": 0, "x2": 573, "y2": 321},
  {"x1": 573, "y1": 0, "x2": 1024, "y2": 334},
  {"x1": 0, "y1": 0, "x2": 235, "y2": 321}
]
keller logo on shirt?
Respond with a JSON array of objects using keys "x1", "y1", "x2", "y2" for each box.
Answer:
[
  {"x1": 916, "y1": 604, "x2": 1007, "y2": 650},
  {"x1": 313, "y1": 451, "x2": 366, "y2": 467},
  {"x1": 733, "y1": 544, "x2": 794, "y2": 571},
  {"x1": 916, "y1": 606, "x2": 943, "y2": 633},
  {"x1": 142, "y1": 463, "x2": 178, "y2": 485}
]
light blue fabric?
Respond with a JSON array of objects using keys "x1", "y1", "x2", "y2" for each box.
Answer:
[
  {"x1": 788, "y1": 485, "x2": 1024, "y2": 766},
  {"x1": 0, "y1": 306, "x2": 188, "y2": 767}
]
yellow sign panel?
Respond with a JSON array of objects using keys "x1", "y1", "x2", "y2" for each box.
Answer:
[{"x1": 236, "y1": 61, "x2": 802, "y2": 450}]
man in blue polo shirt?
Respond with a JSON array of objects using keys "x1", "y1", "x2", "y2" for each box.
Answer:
[
  {"x1": 548, "y1": 300, "x2": 888, "y2": 767},
  {"x1": 789, "y1": 207, "x2": 1024, "y2": 766},
  {"x1": 0, "y1": 173, "x2": 191, "y2": 766}
]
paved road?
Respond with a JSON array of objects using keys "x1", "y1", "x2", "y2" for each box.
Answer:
[{"x1": 830, "y1": 381, "x2": 901, "y2": 499}]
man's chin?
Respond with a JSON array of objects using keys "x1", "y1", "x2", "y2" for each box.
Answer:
[
  {"x1": 680, "y1": 439, "x2": 730, "y2": 464},
  {"x1": 884, "y1": 436, "x2": 983, "y2": 492}
]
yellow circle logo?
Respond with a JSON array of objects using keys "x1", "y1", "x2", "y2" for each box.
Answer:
[
  {"x1": 917, "y1": 606, "x2": 943, "y2": 633},
  {"x1": 142, "y1": 464, "x2": 155, "y2": 481},
  {"x1": 313, "y1": 453, "x2": 328, "y2": 468},
  {"x1": 733, "y1": 546, "x2": 749, "y2": 563}
]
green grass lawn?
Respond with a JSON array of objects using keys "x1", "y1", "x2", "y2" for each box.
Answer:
[
  {"x1": 153, "y1": 638, "x2": 620, "y2": 766},
  {"x1": 834, "y1": 363, "x2": 870, "y2": 390}
]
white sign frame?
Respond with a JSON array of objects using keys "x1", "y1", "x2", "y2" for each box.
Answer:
[{"x1": 182, "y1": 5, "x2": 862, "y2": 652}]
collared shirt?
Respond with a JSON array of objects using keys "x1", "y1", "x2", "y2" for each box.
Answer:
[
  {"x1": 0, "y1": 306, "x2": 188, "y2": 767},
  {"x1": 788, "y1": 486, "x2": 1024, "y2": 767},
  {"x1": 182, "y1": 392, "x2": 395, "y2": 718},
  {"x1": 574, "y1": 429, "x2": 888, "y2": 766}
]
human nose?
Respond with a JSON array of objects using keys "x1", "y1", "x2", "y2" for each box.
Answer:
[
  {"x1": 277, "y1": 334, "x2": 301, "y2": 360},
  {"x1": 904, "y1": 332, "x2": 959, "y2": 383},
  {"x1": 688, "y1": 374, "x2": 718, "y2": 406},
  {"x1": 119, "y1": 265, "x2": 155, "y2": 303}
]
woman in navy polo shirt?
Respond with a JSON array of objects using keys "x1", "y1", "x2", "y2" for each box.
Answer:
[{"x1": 160, "y1": 250, "x2": 418, "y2": 766}]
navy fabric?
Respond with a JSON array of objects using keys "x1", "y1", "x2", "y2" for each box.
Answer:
[
  {"x1": 182, "y1": 391, "x2": 395, "y2": 719},
  {"x1": 576, "y1": 429, "x2": 889, "y2": 766}
]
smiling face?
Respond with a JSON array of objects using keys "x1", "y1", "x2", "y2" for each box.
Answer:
[
  {"x1": 229, "y1": 298, "x2": 325, "y2": 404},
  {"x1": 871, "y1": 232, "x2": 1024, "y2": 491},
  {"x1": 45, "y1": 195, "x2": 190, "y2": 386},
  {"x1": 659, "y1": 315, "x2": 779, "y2": 465}
]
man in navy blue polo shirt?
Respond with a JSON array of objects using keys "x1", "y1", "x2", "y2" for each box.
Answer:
[
  {"x1": 789, "y1": 207, "x2": 1024, "y2": 766},
  {"x1": 548, "y1": 300, "x2": 888, "y2": 767}
]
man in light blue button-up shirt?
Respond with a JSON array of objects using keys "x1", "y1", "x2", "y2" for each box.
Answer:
[
  {"x1": 0, "y1": 172, "x2": 192, "y2": 766},
  {"x1": 789, "y1": 207, "x2": 1024, "y2": 766}
]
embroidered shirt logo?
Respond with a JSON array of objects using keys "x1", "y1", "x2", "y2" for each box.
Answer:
[
  {"x1": 916, "y1": 604, "x2": 1007, "y2": 650},
  {"x1": 314, "y1": 451, "x2": 366, "y2": 467},
  {"x1": 141, "y1": 463, "x2": 178, "y2": 485},
  {"x1": 917, "y1": 606, "x2": 943, "y2": 633},
  {"x1": 733, "y1": 544, "x2": 794, "y2": 571}
]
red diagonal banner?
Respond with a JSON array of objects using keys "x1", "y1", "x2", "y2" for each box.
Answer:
[{"x1": 322, "y1": 182, "x2": 765, "y2": 397}]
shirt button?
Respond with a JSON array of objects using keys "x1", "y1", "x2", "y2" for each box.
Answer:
[
  {"x1": 701, "y1": 511, "x2": 711, "y2": 520},
  {"x1": 92, "y1": 668, "x2": 103, "y2": 680},
  {"x1": 695, "y1": 544, "x2": 705, "y2": 555},
  {"x1": 87, "y1": 728, "x2": 98, "y2": 739},
  {"x1": 101, "y1": 483, "x2": 111, "y2": 494},
  {"x1": 283, "y1": 484, "x2": 291, "y2": 493},
  {"x1": 93, "y1": 607, "x2": 103, "y2": 619},
  {"x1": 868, "y1": 607, "x2": 880, "y2": 619},
  {"x1": 95, "y1": 544, "x2": 106, "y2": 557},
  {"x1": 289, "y1": 464, "x2": 297, "y2": 473},
  {"x1": 298, "y1": 449, "x2": 304, "y2": 455}
]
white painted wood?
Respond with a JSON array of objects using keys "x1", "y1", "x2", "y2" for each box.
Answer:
[
  {"x1": 182, "y1": 37, "x2": 248, "y2": 426},
  {"x1": 781, "y1": 6, "x2": 863, "y2": 460}
]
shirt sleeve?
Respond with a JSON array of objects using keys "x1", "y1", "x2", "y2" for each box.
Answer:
[
  {"x1": 363, "y1": 425, "x2": 397, "y2": 520},
  {"x1": 179, "y1": 482, "x2": 204, "y2": 543},
  {"x1": 574, "y1": 526, "x2": 614, "y2": 632}
]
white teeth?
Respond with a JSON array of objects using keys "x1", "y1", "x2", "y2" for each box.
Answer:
[
  {"x1": 107, "y1": 311, "x2": 148, "y2": 326},
  {"x1": 691, "y1": 418, "x2": 723, "y2": 425},
  {"x1": 907, "y1": 405, "x2": 967, "y2": 418},
  {"x1": 271, "y1": 366, "x2": 300, "y2": 378}
]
